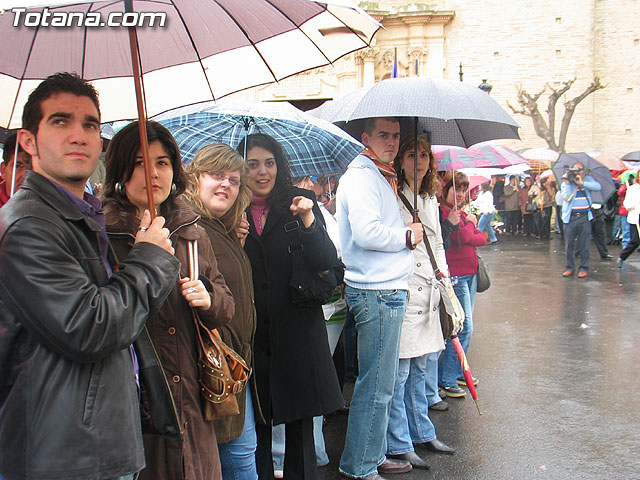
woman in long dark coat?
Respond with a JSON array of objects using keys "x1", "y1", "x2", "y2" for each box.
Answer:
[
  {"x1": 239, "y1": 133, "x2": 344, "y2": 480},
  {"x1": 103, "y1": 121, "x2": 235, "y2": 480}
]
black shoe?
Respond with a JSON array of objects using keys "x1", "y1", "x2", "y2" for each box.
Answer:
[
  {"x1": 429, "y1": 400, "x2": 449, "y2": 411},
  {"x1": 388, "y1": 451, "x2": 430, "y2": 470},
  {"x1": 601, "y1": 254, "x2": 614, "y2": 260},
  {"x1": 378, "y1": 458, "x2": 412, "y2": 474},
  {"x1": 420, "y1": 439, "x2": 456, "y2": 455}
]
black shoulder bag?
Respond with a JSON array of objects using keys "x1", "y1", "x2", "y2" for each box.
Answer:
[{"x1": 285, "y1": 219, "x2": 345, "y2": 307}]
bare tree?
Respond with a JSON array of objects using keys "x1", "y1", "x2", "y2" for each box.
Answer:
[{"x1": 507, "y1": 77, "x2": 605, "y2": 153}]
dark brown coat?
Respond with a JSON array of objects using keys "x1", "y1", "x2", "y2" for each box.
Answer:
[
  {"x1": 106, "y1": 198, "x2": 234, "y2": 480},
  {"x1": 199, "y1": 216, "x2": 265, "y2": 443},
  {"x1": 244, "y1": 187, "x2": 344, "y2": 426}
]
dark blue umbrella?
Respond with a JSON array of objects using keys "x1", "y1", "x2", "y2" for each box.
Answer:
[
  {"x1": 552, "y1": 152, "x2": 616, "y2": 204},
  {"x1": 152, "y1": 100, "x2": 363, "y2": 177}
]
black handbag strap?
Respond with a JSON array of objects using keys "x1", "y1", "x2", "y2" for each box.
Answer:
[{"x1": 398, "y1": 190, "x2": 444, "y2": 281}]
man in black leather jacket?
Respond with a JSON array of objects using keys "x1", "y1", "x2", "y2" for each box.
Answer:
[{"x1": 0, "y1": 73, "x2": 180, "y2": 480}]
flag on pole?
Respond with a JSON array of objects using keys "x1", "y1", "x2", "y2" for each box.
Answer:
[{"x1": 391, "y1": 47, "x2": 398, "y2": 78}]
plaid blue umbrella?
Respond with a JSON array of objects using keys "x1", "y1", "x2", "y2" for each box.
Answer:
[{"x1": 152, "y1": 100, "x2": 363, "y2": 177}]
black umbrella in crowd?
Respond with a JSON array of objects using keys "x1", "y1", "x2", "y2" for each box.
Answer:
[
  {"x1": 622, "y1": 151, "x2": 640, "y2": 162},
  {"x1": 552, "y1": 153, "x2": 616, "y2": 204}
]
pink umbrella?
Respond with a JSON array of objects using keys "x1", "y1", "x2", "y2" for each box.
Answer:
[
  {"x1": 434, "y1": 144, "x2": 527, "y2": 171},
  {"x1": 595, "y1": 154, "x2": 626, "y2": 171},
  {"x1": 451, "y1": 334, "x2": 481, "y2": 415}
]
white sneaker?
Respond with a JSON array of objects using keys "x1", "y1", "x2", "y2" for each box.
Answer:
[{"x1": 274, "y1": 469, "x2": 284, "y2": 479}]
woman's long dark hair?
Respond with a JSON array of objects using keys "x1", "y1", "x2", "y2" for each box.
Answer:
[
  {"x1": 103, "y1": 121, "x2": 187, "y2": 216},
  {"x1": 237, "y1": 133, "x2": 293, "y2": 213}
]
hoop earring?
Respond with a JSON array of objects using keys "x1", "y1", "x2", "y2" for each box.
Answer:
[
  {"x1": 114, "y1": 182, "x2": 125, "y2": 197},
  {"x1": 171, "y1": 183, "x2": 177, "y2": 195}
]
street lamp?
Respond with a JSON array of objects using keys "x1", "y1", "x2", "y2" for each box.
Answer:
[{"x1": 478, "y1": 79, "x2": 493, "y2": 94}]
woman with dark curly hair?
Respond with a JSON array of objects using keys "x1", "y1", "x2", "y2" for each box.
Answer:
[
  {"x1": 385, "y1": 135, "x2": 455, "y2": 469},
  {"x1": 103, "y1": 121, "x2": 234, "y2": 480},
  {"x1": 238, "y1": 133, "x2": 343, "y2": 480}
]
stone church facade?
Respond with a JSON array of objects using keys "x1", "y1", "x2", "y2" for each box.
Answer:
[{"x1": 231, "y1": 0, "x2": 639, "y2": 156}]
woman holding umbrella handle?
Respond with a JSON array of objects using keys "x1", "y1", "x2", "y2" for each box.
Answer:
[
  {"x1": 385, "y1": 135, "x2": 456, "y2": 469},
  {"x1": 102, "y1": 121, "x2": 235, "y2": 480},
  {"x1": 438, "y1": 172, "x2": 486, "y2": 398}
]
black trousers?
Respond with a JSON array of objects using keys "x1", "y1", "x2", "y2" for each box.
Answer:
[
  {"x1": 256, "y1": 417, "x2": 318, "y2": 480},
  {"x1": 620, "y1": 223, "x2": 640, "y2": 261},
  {"x1": 590, "y1": 208, "x2": 610, "y2": 257},
  {"x1": 506, "y1": 210, "x2": 521, "y2": 234},
  {"x1": 523, "y1": 213, "x2": 535, "y2": 235}
]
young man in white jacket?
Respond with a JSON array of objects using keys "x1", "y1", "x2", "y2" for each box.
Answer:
[{"x1": 336, "y1": 117, "x2": 423, "y2": 480}]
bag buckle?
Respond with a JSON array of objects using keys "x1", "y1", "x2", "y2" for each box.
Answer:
[{"x1": 284, "y1": 220, "x2": 300, "y2": 232}]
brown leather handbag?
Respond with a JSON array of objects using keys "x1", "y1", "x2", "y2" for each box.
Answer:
[{"x1": 188, "y1": 240, "x2": 251, "y2": 421}]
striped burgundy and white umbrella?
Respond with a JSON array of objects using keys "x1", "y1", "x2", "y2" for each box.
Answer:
[
  {"x1": 0, "y1": 0, "x2": 381, "y2": 128},
  {"x1": 1, "y1": 0, "x2": 379, "y2": 214}
]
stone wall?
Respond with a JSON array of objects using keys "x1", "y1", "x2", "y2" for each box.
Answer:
[{"x1": 231, "y1": 0, "x2": 639, "y2": 156}]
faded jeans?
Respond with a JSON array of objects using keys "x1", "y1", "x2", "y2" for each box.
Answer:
[
  {"x1": 219, "y1": 388, "x2": 258, "y2": 480},
  {"x1": 386, "y1": 356, "x2": 436, "y2": 455},
  {"x1": 478, "y1": 212, "x2": 497, "y2": 242},
  {"x1": 439, "y1": 274, "x2": 477, "y2": 388},
  {"x1": 339, "y1": 286, "x2": 408, "y2": 478}
]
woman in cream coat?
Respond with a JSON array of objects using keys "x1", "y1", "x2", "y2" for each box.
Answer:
[{"x1": 385, "y1": 135, "x2": 455, "y2": 469}]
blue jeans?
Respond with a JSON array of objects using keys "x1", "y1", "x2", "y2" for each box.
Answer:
[
  {"x1": 218, "y1": 388, "x2": 258, "y2": 480},
  {"x1": 387, "y1": 356, "x2": 436, "y2": 455},
  {"x1": 272, "y1": 416, "x2": 329, "y2": 470},
  {"x1": 564, "y1": 214, "x2": 591, "y2": 272},
  {"x1": 621, "y1": 215, "x2": 631, "y2": 248},
  {"x1": 439, "y1": 274, "x2": 477, "y2": 388},
  {"x1": 478, "y1": 212, "x2": 497, "y2": 242},
  {"x1": 339, "y1": 287, "x2": 408, "y2": 478},
  {"x1": 424, "y1": 351, "x2": 442, "y2": 406}
]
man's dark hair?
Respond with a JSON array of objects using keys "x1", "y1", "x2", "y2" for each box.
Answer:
[
  {"x1": 362, "y1": 117, "x2": 400, "y2": 135},
  {"x1": 22, "y1": 72, "x2": 100, "y2": 134},
  {"x1": 2, "y1": 132, "x2": 29, "y2": 164}
]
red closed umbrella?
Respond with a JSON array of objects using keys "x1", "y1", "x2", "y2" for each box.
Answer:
[{"x1": 450, "y1": 334, "x2": 481, "y2": 415}]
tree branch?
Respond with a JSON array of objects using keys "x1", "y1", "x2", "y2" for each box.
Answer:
[{"x1": 558, "y1": 77, "x2": 605, "y2": 152}]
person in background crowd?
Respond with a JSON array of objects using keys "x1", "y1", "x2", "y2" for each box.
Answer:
[
  {"x1": 536, "y1": 178, "x2": 556, "y2": 240},
  {"x1": 504, "y1": 175, "x2": 521, "y2": 235},
  {"x1": 617, "y1": 174, "x2": 640, "y2": 268},
  {"x1": 239, "y1": 133, "x2": 343, "y2": 480},
  {"x1": 560, "y1": 162, "x2": 602, "y2": 278},
  {"x1": 617, "y1": 174, "x2": 635, "y2": 248},
  {"x1": 336, "y1": 117, "x2": 424, "y2": 480},
  {"x1": 476, "y1": 181, "x2": 498, "y2": 244},
  {"x1": 0, "y1": 72, "x2": 179, "y2": 480},
  {"x1": 183, "y1": 143, "x2": 264, "y2": 480},
  {"x1": 590, "y1": 201, "x2": 614, "y2": 260},
  {"x1": 438, "y1": 172, "x2": 486, "y2": 398},
  {"x1": 0, "y1": 133, "x2": 31, "y2": 208},
  {"x1": 435, "y1": 175, "x2": 461, "y2": 250},
  {"x1": 385, "y1": 135, "x2": 455, "y2": 472},
  {"x1": 491, "y1": 175, "x2": 505, "y2": 232},
  {"x1": 520, "y1": 177, "x2": 538, "y2": 237},
  {"x1": 103, "y1": 121, "x2": 235, "y2": 480}
]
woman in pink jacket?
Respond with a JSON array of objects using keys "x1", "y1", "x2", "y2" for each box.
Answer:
[{"x1": 438, "y1": 172, "x2": 487, "y2": 398}]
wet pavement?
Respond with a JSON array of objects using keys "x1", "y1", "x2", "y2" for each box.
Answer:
[{"x1": 319, "y1": 233, "x2": 640, "y2": 480}]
